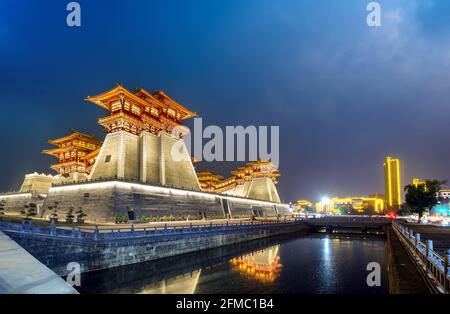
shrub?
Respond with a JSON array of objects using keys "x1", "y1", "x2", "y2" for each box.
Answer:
[{"x1": 115, "y1": 214, "x2": 129, "y2": 224}]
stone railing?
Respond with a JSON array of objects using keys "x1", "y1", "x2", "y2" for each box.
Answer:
[
  {"x1": 0, "y1": 218, "x2": 305, "y2": 241},
  {"x1": 392, "y1": 221, "x2": 450, "y2": 294}
]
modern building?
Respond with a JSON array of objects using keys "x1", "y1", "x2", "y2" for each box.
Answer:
[
  {"x1": 293, "y1": 200, "x2": 313, "y2": 212},
  {"x1": 437, "y1": 189, "x2": 450, "y2": 200},
  {"x1": 383, "y1": 156, "x2": 402, "y2": 210},
  {"x1": 315, "y1": 196, "x2": 384, "y2": 214},
  {"x1": 315, "y1": 198, "x2": 333, "y2": 213}
]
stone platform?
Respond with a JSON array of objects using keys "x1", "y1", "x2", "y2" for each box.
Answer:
[
  {"x1": 386, "y1": 228, "x2": 429, "y2": 294},
  {"x1": 38, "y1": 180, "x2": 291, "y2": 223},
  {"x1": 0, "y1": 231, "x2": 77, "y2": 294}
]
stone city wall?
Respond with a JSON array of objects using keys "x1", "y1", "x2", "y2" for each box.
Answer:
[
  {"x1": 39, "y1": 180, "x2": 290, "y2": 223},
  {"x1": 0, "y1": 192, "x2": 44, "y2": 215}
]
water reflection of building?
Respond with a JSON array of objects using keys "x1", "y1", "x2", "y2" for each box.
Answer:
[
  {"x1": 138, "y1": 270, "x2": 201, "y2": 294},
  {"x1": 230, "y1": 245, "x2": 281, "y2": 283}
]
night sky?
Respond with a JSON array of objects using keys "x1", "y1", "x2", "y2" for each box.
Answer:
[{"x1": 1, "y1": 0, "x2": 450, "y2": 202}]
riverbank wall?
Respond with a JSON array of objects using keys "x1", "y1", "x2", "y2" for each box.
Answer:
[{"x1": 1, "y1": 221, "x2": 308, "y2": 276}]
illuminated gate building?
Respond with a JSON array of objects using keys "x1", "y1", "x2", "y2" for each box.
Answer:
[{"x1": 0, "y1": 85, "x2": 289, "y2": 222}]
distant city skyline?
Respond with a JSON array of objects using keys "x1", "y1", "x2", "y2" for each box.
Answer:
[{"x1": 1, "y1": 0, "x2": 450, "y2": 202}]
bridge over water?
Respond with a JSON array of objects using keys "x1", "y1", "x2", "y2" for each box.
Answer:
[{"x1": 305, "y1": 215, "x2": 391, "y2": 233}]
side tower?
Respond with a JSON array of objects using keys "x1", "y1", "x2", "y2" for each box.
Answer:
[
  {"x1": 237, "y1": 161, "x2": 281, "y2": 203},
  {"x1": 197, "y1": 171, "x2": 224, "y2": 192},
  {"x1": 85, "y1": 85, "x2": 200, "y2": 190},
  {"x1": 42, "y1": 130, "x2": 102, "y2": 181},
  {"x1": 198, "y1": 161, "x2": 282, "y2": 203}
]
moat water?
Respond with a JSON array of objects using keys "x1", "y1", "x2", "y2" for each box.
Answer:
[{"x1": 76, "y1": 233, "x2": 389, "y2": 294}]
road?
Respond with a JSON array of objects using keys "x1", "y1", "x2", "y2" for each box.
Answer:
[{"x1": 400, "y1": 222, "x2": 450, "y2": 256}]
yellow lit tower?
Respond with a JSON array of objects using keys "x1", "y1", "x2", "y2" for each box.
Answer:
[
  {"x1": 85, "y1": 85, "x2": 200, "y2": 190},
  {"x1": 383, "y1": 156, "x2": 401, "y2": 210},
  {"x1": 43, "y1": 130, "x2": 102, "y2": 179}
]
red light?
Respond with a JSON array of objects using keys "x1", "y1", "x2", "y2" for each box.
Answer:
[{"x1": 386, "y1": 211, "x2": 397, "y2": 219}]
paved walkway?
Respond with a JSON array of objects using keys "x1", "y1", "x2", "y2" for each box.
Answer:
[
  {"x1": 400, "y1": 223, "x2": 450, "y2": 257},
  {"x1": 387, "y1": 228, "x2": 429, "y2": 294},
  {"x1": 2, "y1": 215, "x2": 288, "y2": 230},
  {"x1": 56, "y1": 217, "x2": 291, "y2": 231},
  {"x1": 0, "y1": 231, "x2": 78, "y2": 294},
  {"x1": 94, "y1": 218, "x2": 252, "y2": 229}
]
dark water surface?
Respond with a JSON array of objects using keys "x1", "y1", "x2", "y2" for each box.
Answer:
[{"x1": 76, "y1": 233, "x2": 389, "y2": 294}]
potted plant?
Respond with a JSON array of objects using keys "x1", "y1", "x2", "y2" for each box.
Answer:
[
  {"x1": 66, "y1": 207, "x2": 75, "y2": 224},
  {"x1": 76, "y1": 207, "x2": 87, "y2": 224},
  {"x1": 21, "y1": 204, "x2": 32, "y2": 224},
  {"x1": 0, "y1": 200, "x2": 5, "y2": 219},
  {"x1": 21, "y1": 203, "x2": 36, "y2": 224},
  {"x1": 20, "y1": 204, "x2": 28, "y2": 217},
  {"x1": 46, "y1": 205, "x2": 53, "y2": 219},
  {"x1": 49, "y1": 207, "x2": 58, "y2": 224},
  {"x1": 47, "y1": 201, "x2": 59, "y2": 224},
  {"x1": 27, "y1": 203, "x2": 37, "y2": 218}
]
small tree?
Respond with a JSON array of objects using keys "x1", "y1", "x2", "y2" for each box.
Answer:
[
  {"x1": 0, "y1": 200, "x2": 5, "y2": 216},
  {"x1": 26, "y1": 203, "x2": 37, "y2": 218},
  {"x1": 21, "y1": 204, "x2": 28, "y2": 216},
  {"x1": 76, "y1": 207, "x2": 87, "y2": 223},
  {"x1": 66, "y1": 207, "x2": 75, "y2": 223},
  {"x1": 47, "y1": 205, "x2": 53, "y2": 217},
  {"x1": 404, "y1": 179, "x2": 446, "y2": 223},
  {"x1": 49, "y1": 205, "x2": 58, "y2": 222}
]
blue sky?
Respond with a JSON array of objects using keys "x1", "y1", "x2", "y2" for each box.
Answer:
[{"x1": 1, "y1": 0, "x2": 450, "y2": 202}]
